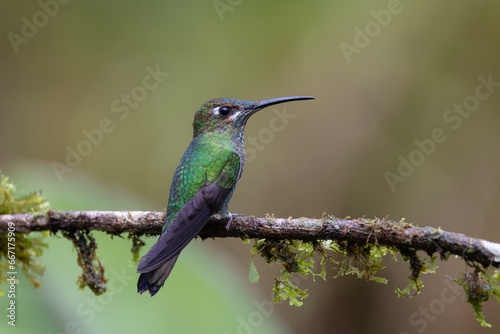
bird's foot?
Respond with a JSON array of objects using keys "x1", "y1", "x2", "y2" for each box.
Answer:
[
  {"x1": 221, "y1": 212, "x2": 242, "y2": 231},
  {"x1": 225, "y1": 213, "x2": 232, "y2": 231}
]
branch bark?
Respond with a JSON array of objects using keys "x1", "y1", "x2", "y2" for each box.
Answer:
[{"x1": 1, "y1": 210, "x2": 499, "y2": 268}]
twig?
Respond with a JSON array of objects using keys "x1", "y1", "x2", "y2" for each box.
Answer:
[{"x1": 0, "y1": 210, "x2": 499, "y2": 268}]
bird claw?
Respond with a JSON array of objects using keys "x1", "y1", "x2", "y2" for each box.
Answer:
[
  {"x1": 224, "y1": 212, "x2": 242, "y2": 231},
  {"x1": 225, "y1": 213, "x2": 233, "y2": 231}
]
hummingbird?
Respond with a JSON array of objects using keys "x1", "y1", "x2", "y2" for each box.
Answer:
[{"x1": 137, "y1": 95, "x2": 315, "y2": 296}]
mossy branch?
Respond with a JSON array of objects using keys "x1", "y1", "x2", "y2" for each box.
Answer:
[
  {"x1": 1, "y1": 210, "x2": 499, "y2": 267},
  {"x1": 1, "y1": 210, "x2": 500, "y2": 326},
  {"x1": 2, "y1": 170, "x2": 499, "y2": 327}
]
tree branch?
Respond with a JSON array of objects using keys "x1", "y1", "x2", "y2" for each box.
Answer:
[{"x1": 1, "y1": 210, "x2": 499, "y2": 268}]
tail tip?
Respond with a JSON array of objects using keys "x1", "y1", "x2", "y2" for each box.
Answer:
[
  {"x1": 137, "y1": 273, "x2": 163, "y2": 297},
  {"x1": 137, "y1": 286, "x2": 161, "y2": 297}
]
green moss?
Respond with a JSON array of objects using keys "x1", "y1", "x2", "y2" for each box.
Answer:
[
  {"x1": 455, "y1": 269, "x2": 500, "y2": 327},
  {"x1": 128, "y1": 233, "x2": 146, "y2": 265},
  {"x1": 335, "y1": 241, "x2": 389, "y2": 284},
  {"x1": 61, "y1": 229, "x2": 107, "y2": 295},
  {"x1": 0, "y1": 172, "x2": 50, "y2": 293},
  {"x1": 396, "y1": 248, "x2": 437, "y2": 297},
  {"x1": 249, "y1": 238, "x2": 392, "y2": 306},
  {"x1": 250, "y1": 239, "x2": 317, "y2": 306},
  {"x1": 61, "y1": 229, "x2": 148, "y2": 295},
  {"x1": 273, "y1": 271, "x2": 309, "y2": 307},
  {"x1": 0, "y1": 173, "x2": 49, "y2": 214}
]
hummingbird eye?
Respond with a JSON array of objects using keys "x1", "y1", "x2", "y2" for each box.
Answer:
[
  {"x1": 219, "y1": 106, "x2": 231, "y2": 116},
  {"x1": 212, "y1": 106, "x2": 231, "y2": 117}
]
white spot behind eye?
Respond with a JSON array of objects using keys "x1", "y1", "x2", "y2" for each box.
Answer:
[
  {"x1": 230, "y1": 111, "x2": 241, "y2": 121},
  {"x1": 212, "y1": 106, "x2": 220, "y2": 115}
]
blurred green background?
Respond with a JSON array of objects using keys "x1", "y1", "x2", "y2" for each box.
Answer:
[{"x1": 1, "y1": 0, "x2": 500, "y2": 333}]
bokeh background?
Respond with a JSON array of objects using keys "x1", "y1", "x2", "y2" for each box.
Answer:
[{"x1": 1, "y1": 1, "x2": 500, "y2": 333}]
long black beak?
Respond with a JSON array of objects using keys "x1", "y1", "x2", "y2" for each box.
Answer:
[{"x1": 253, "y1": 96, "x2": 315, "y2": 110}]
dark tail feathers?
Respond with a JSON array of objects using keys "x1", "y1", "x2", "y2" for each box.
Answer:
[{"x1": 137, "y1": 254, "x2": 179, "y2": 296}]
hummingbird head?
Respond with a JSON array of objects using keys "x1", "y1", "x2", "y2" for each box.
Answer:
[{"x1": 192, "y1": 96, "x2": 314, "y2": 138}]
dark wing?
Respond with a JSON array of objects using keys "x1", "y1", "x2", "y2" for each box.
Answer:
[{"x1": 136, "y1": 181, "x2": 231, "y2": 273}]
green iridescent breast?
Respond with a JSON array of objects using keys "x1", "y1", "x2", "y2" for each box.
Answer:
[{"x1": 163, "y1": 132, "x2": 241, "y2": 231}]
